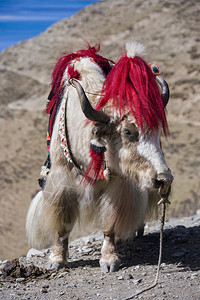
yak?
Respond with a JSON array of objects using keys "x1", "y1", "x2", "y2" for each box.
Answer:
[{"x1": 26, "y1": 40, "x2": 173, "y2": 273}]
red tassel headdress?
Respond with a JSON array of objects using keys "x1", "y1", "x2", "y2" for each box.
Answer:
[
  {"x1": 83, "y1": 40, "x2": 169, "y2": 186},
  {"x1": 96, "y1": 40, "x2": 168, "y2": 135},
  {"x1": 48, "y1": 41, "x2": 169, "y2": 186},
  {"x1": 46, "y1": 44, "x2": 113, "y2": 138}
]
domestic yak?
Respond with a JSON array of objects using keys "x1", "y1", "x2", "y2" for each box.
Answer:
[{"x1": 26, "y1": 40, "x2": 173, "y2": 273}]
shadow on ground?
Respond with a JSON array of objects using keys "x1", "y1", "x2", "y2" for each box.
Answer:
[
  {"x1": 117, "y1": 224, "x2": 200, "y2": 272},
  {"x1": 61, "y1": 224, "x2": 200, "y2": 271}
]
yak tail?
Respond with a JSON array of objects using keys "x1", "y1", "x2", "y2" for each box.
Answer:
[{"x1": 26, "y1": 191, "x2": 50, "y2": 250}]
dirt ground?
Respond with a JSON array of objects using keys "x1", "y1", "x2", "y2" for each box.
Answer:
[
  {"x1": 1, "y1": 214, "x2": 200, "y2": 299},
  {"x1": 0, "y1": 0, "x2": 200, "y2": 297}
]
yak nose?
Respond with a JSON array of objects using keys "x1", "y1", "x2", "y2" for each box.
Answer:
[{"x1": 156, "y1": 170, "x2": 174, "y2": 188}]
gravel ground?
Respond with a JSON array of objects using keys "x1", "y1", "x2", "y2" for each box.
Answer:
[{"x1": 1, "y1": 213, "x2": 200, "y2": 300}]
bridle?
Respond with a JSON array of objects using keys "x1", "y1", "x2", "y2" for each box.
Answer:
[{"x1": 58, "y1": 89, "x2": 84, "y2": 175}]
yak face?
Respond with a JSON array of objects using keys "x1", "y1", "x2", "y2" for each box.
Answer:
[
  {"x1": 71, "y1": 78, "x2": 173, "y2": 191},
  {"x1": 69, "y1": 39, "x2": 174, "y2": 190},
  {"x1": 101, "y1": 117, "x2": 173, "y2": 190}
]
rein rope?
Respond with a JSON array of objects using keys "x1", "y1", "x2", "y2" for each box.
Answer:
[
  {"x1": 124, "y1": 185, "x2": 171, "y2": 300},
  {"x1": 85, "y1": 91, "x2": 101, "y2": 96}
]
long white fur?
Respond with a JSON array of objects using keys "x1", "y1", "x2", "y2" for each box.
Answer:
[
  {"x1": 137, "y1": 129, "x2": 170, "y2": 175},
  {"x1": 26, "y1": 191, "x2": 48, "y2": 249},
  {"x1": 26, "y1": 51, "x2": 171, "y2": 266}
]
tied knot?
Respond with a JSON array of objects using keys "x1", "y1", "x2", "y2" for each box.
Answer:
[{"x1": 157, "y1": 184, "x2": 171, "y2": 205}]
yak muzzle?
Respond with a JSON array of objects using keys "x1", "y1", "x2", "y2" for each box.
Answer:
[{"x1": 155, "y1": 170, "x2": 174, "y2": 189}]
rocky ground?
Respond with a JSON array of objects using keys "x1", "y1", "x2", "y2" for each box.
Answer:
[
  {"x1": 1, "y1": 213, "x2": 200, "y2": 299},
  {"x1": 0, "y1": 0, "x2": 200, "y2": 298}
]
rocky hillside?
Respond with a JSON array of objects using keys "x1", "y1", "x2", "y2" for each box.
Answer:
[{"x1": 0, "y1": 0, "x2": 199, "y2": 260}]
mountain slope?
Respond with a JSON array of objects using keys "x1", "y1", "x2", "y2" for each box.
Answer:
[{"x1": 0, "y1": 0, "x2": 199, "y2": 260}]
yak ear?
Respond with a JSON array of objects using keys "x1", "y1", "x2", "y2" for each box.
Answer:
[{"x1": 91, "y1": 121, "x2": 111, "y2": 138}]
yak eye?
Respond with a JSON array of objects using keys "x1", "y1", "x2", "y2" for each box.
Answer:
[
  {"x1": 123, "y1": 127, "x2": 139, "y2": 141},
  {"x1": 123, "y1": 128, "x2": 132, "y2": 136}
]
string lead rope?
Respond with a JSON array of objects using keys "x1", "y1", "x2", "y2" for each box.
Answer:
[{"x1": 124, "y1": 185, "x2": 171, "y2": 300}]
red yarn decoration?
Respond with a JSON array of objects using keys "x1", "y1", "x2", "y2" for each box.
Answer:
[
  {"x1": 81, "y1": 148, "x2": 105, "y2": 186},
  {"x1": 67, "y1": 64, "x2": 81, "y2": 81},
  {"x1": 51, "y1": 44, "x2": 112, "y2": 106},
  {"x1": 46, "y1": 44, "x2": 113, "y2": 138},
  {"x1": 96, "y1": 55, "x2": 168, "y2": 135}
]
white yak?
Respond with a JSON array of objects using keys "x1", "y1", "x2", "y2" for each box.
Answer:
[{"x1": 26, "y1": 40, "x2": 173, "y2": 272}]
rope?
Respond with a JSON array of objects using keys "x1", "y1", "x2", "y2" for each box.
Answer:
[
  {"x1": 68, "y1": 78, "x2": 101, "y2": 96},
  {"x1": 124, "y1": 185, "x2": 171, "y2": 300}
]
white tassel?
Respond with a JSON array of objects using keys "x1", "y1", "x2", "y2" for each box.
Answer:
[
  {"x1": 40, "y1": 166, "x2": 50, "y2": 177},
  {"x1": 126, "y1": 39, "x2": 146, "y2": 58},
  {"x1": 90, "y1": 138, "x2": 107, "y2": 153},
  {"x1": 90, "y1": 139, "x2": 106, "y2": 147},
  {"x1": 103, "y1": 167, "x2": 111, "y2": 181}
]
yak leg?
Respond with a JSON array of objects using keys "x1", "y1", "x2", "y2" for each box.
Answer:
[
  {"x1": 43, "y1": 169, "x2": 79, "y2": 270},
  {"x1": 49, "y1": 231, "x2": 70, "y2": 269},
  {"x1": 100, "y1": 233, "x2": 121, "y2": 273},
  {"x1": 47, "y1": 209, "x2": 77, "y2": 269}
]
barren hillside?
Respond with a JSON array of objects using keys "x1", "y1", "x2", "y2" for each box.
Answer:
[{"x1": 0, "y1": 0, "x2": 199, "y2": 260}]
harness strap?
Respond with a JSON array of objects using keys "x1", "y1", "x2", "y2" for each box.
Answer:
[{"x1": 59, "y1": 91, "x2": 84, "y2": 174}]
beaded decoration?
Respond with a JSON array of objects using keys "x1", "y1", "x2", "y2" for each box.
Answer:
[
  {"x1": 58, "y1": 95, "x2": 73, "y2": 163},
  {"x1": 150, "y1": 63, "x2": 161, "y2": 75}
]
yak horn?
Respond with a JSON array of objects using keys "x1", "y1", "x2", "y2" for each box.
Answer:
[
  {"x1": 156, "y1": 75, "x2": 170, "y2": 106},
  {"x1": 69, "y1": 78, "x2": 110, "y2": 123}
]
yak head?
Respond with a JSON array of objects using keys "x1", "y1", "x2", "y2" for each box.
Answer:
[{"x1": 70, "y1": 40, "x2": 173, "y2": 191}]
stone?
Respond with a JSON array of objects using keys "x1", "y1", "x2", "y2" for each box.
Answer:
[
  {"x1": 58, "y1": 271, "x2": 68, "y2": 278},
  {"x1": 59, "y1": 291, "x2": 65, "y2": 296},
  {"x1": 81, "y1": 246, "x2": 93, "y2": 254},
  {"x1": 41, "y1": 287, "x2": 48, "y2": 293},
  {"x1": 89, "y1": 237, "x2": 95, "y2": 243},
  {"x1": 161, "y1": 263, "x2": 167, "y2": 267},
  {"x1": 134, "y1": 265, "x2": 140, "y2": 270},
  {"x1": 190, "y1": 273, "x2": 198, "y2": 279},
  {"x1": 16, "y1": 277, "x2": 25, "y2": 283},
  {"x1": 126, "y1": 274, "x2": 133, "y2": 280},
  {"x1": 196, "y1": 209, "x2": 200, "y2": 216},
  {"x1": 26, "y1": 248, "x2": 45, "y2": 258},
  {"x1": 133, "y1": 278, "x2": 142, "y2": 285},
  {"x1": 2, "y1": 260, "x2": 8, "y2": 264}
]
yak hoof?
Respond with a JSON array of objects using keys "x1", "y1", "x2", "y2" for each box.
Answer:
[
  {"x1": 101, "y1": 264, "x2": 109, "y2": 274},
  {"x1": 100, "y1": 261, "x2": 120, "y2": 273},
  {"x1": 110, "y1": 261, "x2": 120, "y2": 272}
]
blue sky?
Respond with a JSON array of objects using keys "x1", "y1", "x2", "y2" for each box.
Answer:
[{"x1": 0, "y1": 0, "x2": 98, "y2": 51}]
